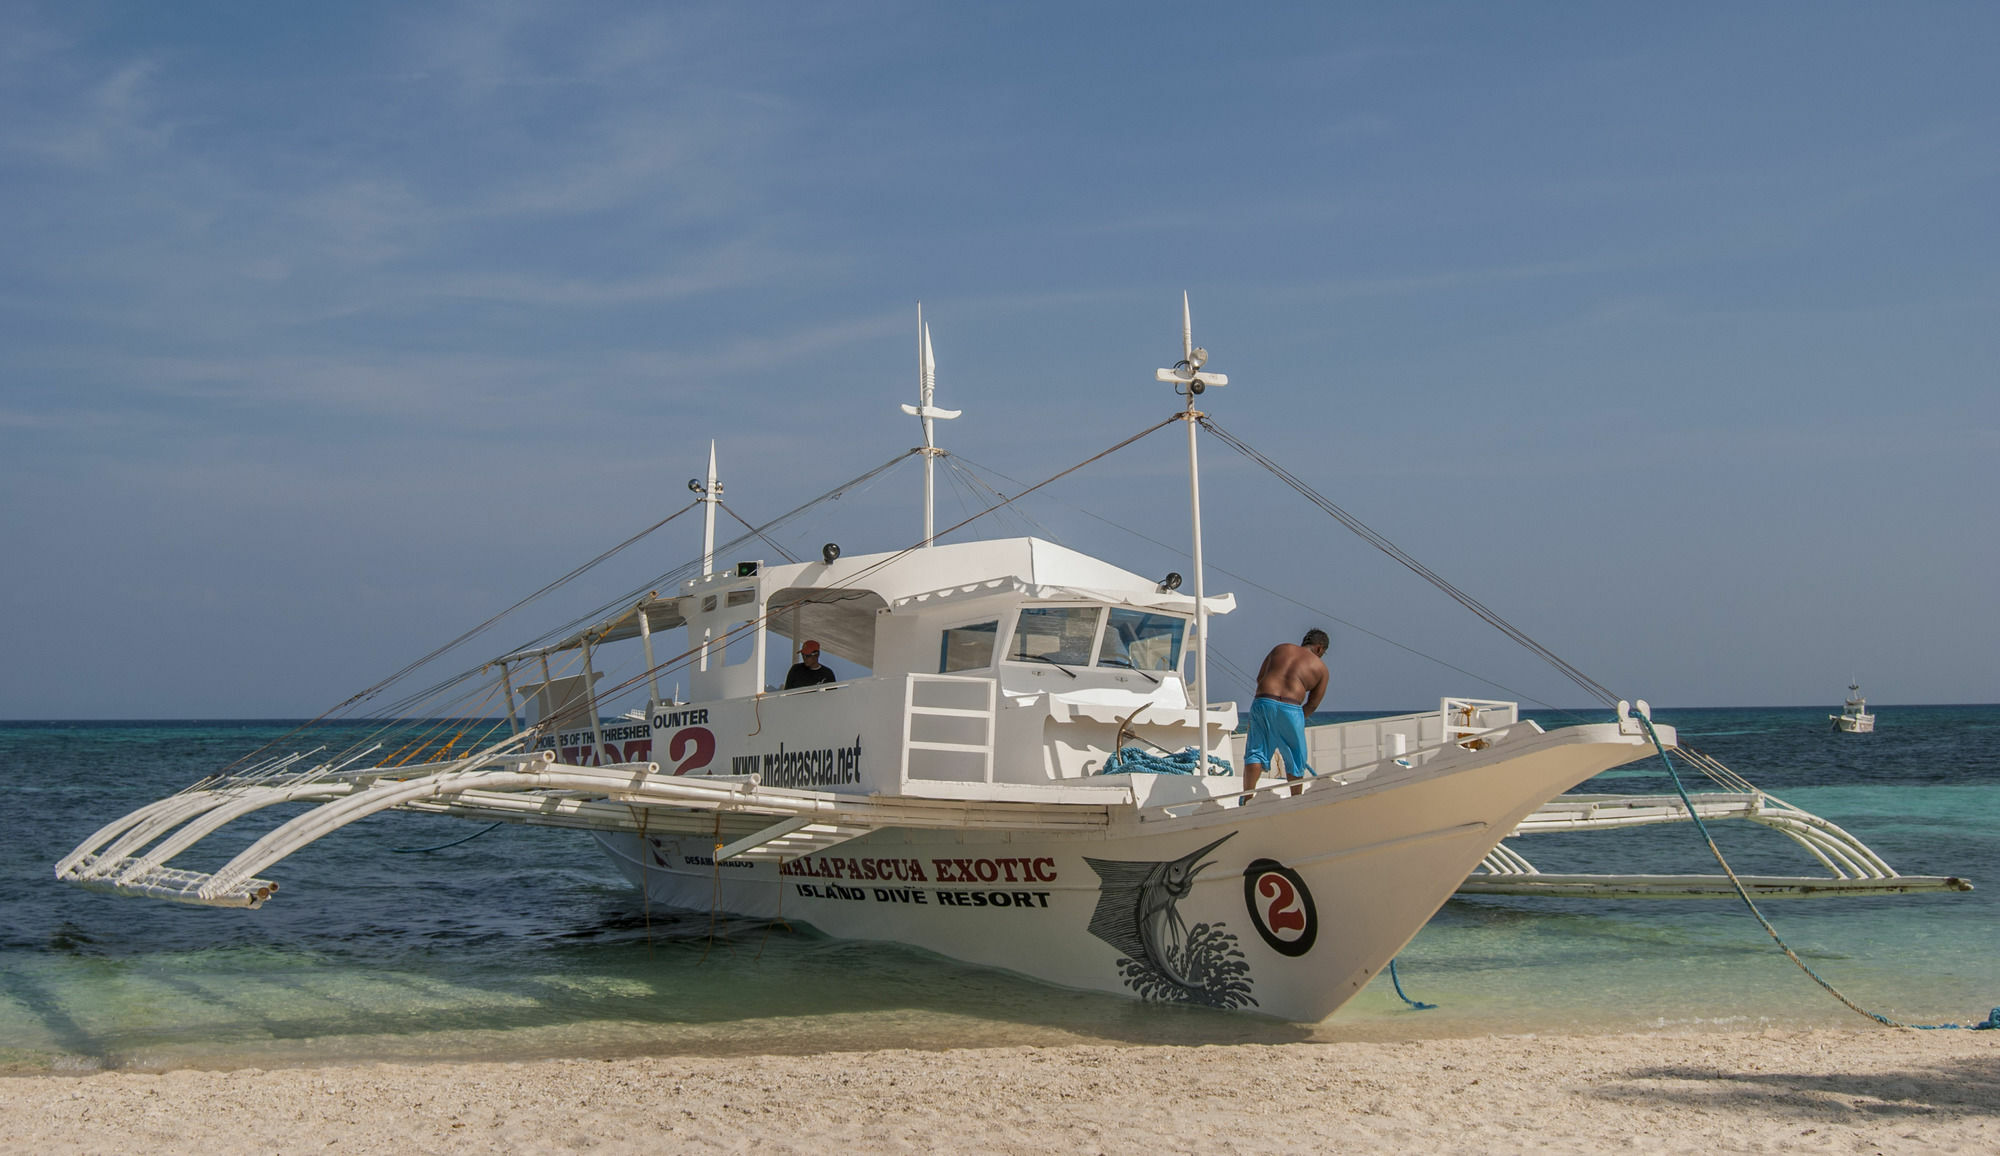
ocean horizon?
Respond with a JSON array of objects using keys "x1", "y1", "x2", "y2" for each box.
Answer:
[{"x1": 5, "y1": 704, "x2": 1995, "y2": 1073}]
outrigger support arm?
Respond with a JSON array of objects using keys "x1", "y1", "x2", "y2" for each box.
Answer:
[
  {"x1": 56, "y1": 757, "x2": 1116, "y2": 910},
  {"x1": 1463, "y1": 792, "x2": 1973, "y2": 898}
]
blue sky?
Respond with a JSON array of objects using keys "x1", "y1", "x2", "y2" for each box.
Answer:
[{"x1": 3, "y1": 2, "x2": 1995, "y2": 717}]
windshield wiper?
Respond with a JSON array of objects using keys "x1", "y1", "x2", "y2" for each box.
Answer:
[
  {"x1": 1097, "y1": 658, "x2": 1160, "y2": 684},
  {"x1": 1016, "y1": 653, "x2": 1079, "y2": 678}
]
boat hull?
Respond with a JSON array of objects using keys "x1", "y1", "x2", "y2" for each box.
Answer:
[{"x1": 596, "y1": 722, "x2": 1658, "y2": 1022}]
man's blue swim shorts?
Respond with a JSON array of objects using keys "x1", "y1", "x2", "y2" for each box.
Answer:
[{"x1": 1244, "y1": 695, "x2": 1314, "y2": 778}]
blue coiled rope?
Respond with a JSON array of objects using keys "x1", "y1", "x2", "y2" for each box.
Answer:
[
  {"x1": 1098, "y1": 746, "x2": 1233, "y2": 776},
  {"x1": 1630, "y1": 710, "x2": 1994, "y2": 1031}
]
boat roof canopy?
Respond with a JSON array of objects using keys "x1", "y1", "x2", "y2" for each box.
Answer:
[
  {"x1": 760, "y1": 537, "x2": 1233, "y2": 617},
  {"x1": 500, "y1": 596, "x2": 685, "y2": 665},
  {"x1": 887, "y1": 577, "x2": 1233, "y2": 616},
  {"x1": 499, "y1": 537, "x2": 1229, "y2": 669}
]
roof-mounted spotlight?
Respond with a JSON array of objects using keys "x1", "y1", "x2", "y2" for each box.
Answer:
[
  {"x1": 1153, "y1": 296, "x2": 1227, "y2": 400},
  {"x1": 822, "y1": 542, "x2": 841, "y2": 565},
  {"x1": 1157, "y1": 571, "x2": 1183, "y2": 593},
  {"x1": 688, "y1": 478, "x2": 704, "y2": 493}
]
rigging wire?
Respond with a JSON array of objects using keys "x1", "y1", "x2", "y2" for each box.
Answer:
[
  {"x1": 938, "y1": 456, "x2": 981, "y2": 536},
  {"x1": 948, "y1": 453, "x2": 1258, "y2": 692},
  {"x1": 1200, "y1": 417, "x2": 1621, "y2": 709},
  {"x1": 576, "y1": 416, "x2": 1182, "y2": 713},
  {"x1": 501, "y1": 451, "x2": 923, "y2": 663},
  {"x1": 942, "y1": 455, "x2": 1062, "y2": 546},
  {"x1": 1196, "y1": 415, "x2": 1979, "y2": 1023},
  {"x1": 212, "y1": 498, "x2": 707, "y2": 779},
  {"x1": 948, "y1": 452, "x2": 1526, "y2": 712},
  {"x1": 229, "y1": 427, "x2": 1161, "y2": 785},
  {"x1": 720, "y1": 502, "x2": 801, "y2": 564},
  {"x1": 220, "y1": 453, "x2": 926, "y2": 782}
]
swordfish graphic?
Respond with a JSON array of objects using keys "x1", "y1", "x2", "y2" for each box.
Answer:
[{"x1": 1084, "y1": 832, "x2": 1236, "y2": 989}]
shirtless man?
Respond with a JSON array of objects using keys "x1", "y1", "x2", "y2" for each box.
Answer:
[{"x1": 1242, "y1": 629, "x2": 1330, "y2": 802}]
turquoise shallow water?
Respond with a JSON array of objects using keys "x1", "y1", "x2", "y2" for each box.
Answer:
[{"x1": 2, "y1": 706, "x2": 1995, "y2": 1072}]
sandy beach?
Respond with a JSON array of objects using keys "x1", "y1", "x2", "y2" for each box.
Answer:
[{"x1": 4, "y1": 1028, "x2": 1995, "y2": 1154}]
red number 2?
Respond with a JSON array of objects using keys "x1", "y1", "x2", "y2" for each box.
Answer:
[
  {"x1": 668, "y1": 727, "x2": 716, "y2": 775},
  {"x1": 1258, "y1": 873, "x2": 1306, "y2": 934}
]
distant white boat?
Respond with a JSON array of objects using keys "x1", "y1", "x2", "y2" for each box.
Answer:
[{"x1": 1832, "y1": 683, "x2": 1875, "y2": 733}]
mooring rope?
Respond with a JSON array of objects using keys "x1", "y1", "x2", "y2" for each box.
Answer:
[
  {"x1": 390, "y1": 821, "x2": 503, "y2": 854},
  {"x1": 701, "y1": 812, "x2": 725, "y2": 964},
  {"x1": 1388, "y1": 957, "x2": 1437, "y2": 1010},
  {"x1": 1631, "y1": 710, "x2": 1996, "y2": 1031}
]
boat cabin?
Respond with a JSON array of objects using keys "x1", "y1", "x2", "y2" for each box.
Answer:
[{"x1": 497, "y1": 537, "x2": 1239, "y2": 797}]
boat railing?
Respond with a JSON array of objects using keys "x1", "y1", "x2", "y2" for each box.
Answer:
[
  {"x1": 1441, "y1": 697, "x2": 1519, "y2": 744},
  {"x1": 899, "y1": 672, "x2": 998, "y2": 785},
  {"x1": 1256, "y1": 697, "x2": 1522, "y2": 779}
]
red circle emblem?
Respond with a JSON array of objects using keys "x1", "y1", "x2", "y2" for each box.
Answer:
[{"x1": 1243, "y1": 858, "x2": 1317, "y2": 956}]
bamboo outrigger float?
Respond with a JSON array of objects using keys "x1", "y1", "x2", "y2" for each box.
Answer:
[{"x1": 55, "y1": 300, "x2": 1966, "y2": 1022}]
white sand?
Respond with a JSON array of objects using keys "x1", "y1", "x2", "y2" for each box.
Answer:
[{"x1": 4, "y1": 1028, "x2": 1996, "y2": 1154}]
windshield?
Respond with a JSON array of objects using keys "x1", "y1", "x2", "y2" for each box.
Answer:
[
  {"x1": 1096, "y1": 609, "x2": 1185, "y2": 672},
  {"x1": 939, "y1": 620, "x2": 999, "y2": 673},
  {"x1": 1009, "y1": 606, "x2": 1102, "y2": 666}
]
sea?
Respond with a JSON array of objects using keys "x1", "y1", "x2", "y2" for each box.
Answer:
[{"x1": 3, "y1": 705, "x2": 1995, "y2": 1073}]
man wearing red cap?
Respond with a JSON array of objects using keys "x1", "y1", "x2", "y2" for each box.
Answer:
[{"x1": 783, "y1": 640, "x2": 837, "y2": 690}]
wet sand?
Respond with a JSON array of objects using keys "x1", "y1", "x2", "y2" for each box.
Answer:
[{"x1": 3, "y1": 1027, "x2": 1996, "y2": 1154}]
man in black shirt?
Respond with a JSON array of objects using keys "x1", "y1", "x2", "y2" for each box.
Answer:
[{"x1": 783, "y1": 640, "x2": 837, "y2": 690}]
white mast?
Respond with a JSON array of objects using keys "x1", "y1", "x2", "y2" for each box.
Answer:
[
  {"x1": 687, "y1": 442, "x2": 725, "y2": 672},
  {"x1": 1154, "y1": 292, "x2": 1227, "y2": 766},
  {"x1": 900, "y1": 303, "x2": 961, "y2": 546},
  {"x1": 692, "y1": 440, "x2": 722, "y2": 577}
]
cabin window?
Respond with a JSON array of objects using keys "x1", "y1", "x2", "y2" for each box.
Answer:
[
  {"x1": 725, "y1": 588, "x2": 755, "y2": 608},
  {"x1": 1096, "y1": 609, "x2": 1185, "y2": 673},
  {"x1": 939, "y1": 620, "x2": 999, "y2": 673},
  {"x1": 701, "y1": 594, "x2": 718, "y2": 613},
  {"x1": 1009, "y1": 606, "x2": 1102, "y2": 667}
]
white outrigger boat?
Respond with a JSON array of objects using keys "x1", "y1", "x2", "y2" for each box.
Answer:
[
  {"x1": 1832, "y1": 682, "x2": 1876, "y2": 733},
  {"x1": 57, "y1": 301, "x2": 1955, "y2": 1023}
]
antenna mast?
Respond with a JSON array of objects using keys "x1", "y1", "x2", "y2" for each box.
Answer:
[
  {"x1": 689, "y1": 440, "x2": 722, "y2": 577},
  {"x1": 900, "y1": 303, "x2": 962, "y2": 546},
  {"x1": 1154, "y1": 292, "x2": 1228, "y2": 767}
]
